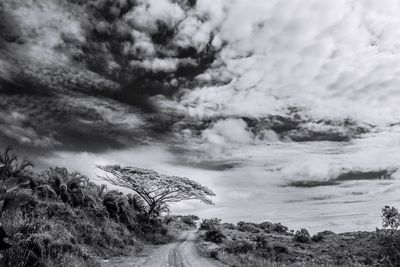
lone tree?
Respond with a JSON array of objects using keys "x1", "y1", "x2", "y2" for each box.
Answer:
[{"x1": 98, "y1": 165, "x2": 215, "y2": 218}]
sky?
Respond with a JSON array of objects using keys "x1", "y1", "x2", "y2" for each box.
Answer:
[{"x1": 2, "y1": 0, "x2": 400, "y2": 232}]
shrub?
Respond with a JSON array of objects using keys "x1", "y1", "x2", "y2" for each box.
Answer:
[
  {"x1": 180, "y1": 215, "x2": 199, "y2": 227},
  {"x1": 273, "y1": 244, "x2": 288, "y2": 254},
  {"x1": 311, "y1": 232, "x2": 325, "y2": 242},
  {"x1": 271, "y1": 223, "x2": 289, "y2": 234},
  {"x1": 376, "y1": 228, "x2": 400, "y2": 266},
  {"x1": 221, "y1": 223, "x2": 236, "y2": 230},
  {"x1": 200, "y1": 218, "x2": 221, "y2": 230},
  {"x1": 237, "y1": 221, "x2": 261, "y2": 233},
  {"x1": 0, "y1": 147, "x2": 33, "y2": 181},
  {"x1": 204, "y1": 228, "x2": 226, "y2": 244},
  {"x1": 224, "y1": 239, "x2": 256, "y2": 254},
  {"x1": 258, "y1": 222, "x2": 288, "y2": 234},
  {"x1": 382, "y1": 206, "x2": 400, "y2": 230},
  {"x1": 293, "y1": 229, "x2": 311, "y2": 243},
  {"x1": 253, "y1": 234, "x2": 270, "y2": 250},
  {"x1": 209, "y1": 248, "x2": 219, "y2": 259}
]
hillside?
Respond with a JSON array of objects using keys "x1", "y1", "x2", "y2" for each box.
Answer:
[
  {"x1": 197, "y1": 219, "x2": 400, "y2": 266},
  {"x1": 0, "y1": 147, "x2": 199, "y2": 267}
]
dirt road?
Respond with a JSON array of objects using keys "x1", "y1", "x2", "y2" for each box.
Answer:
[{"x1": 101, "y1": 231, "x2": 226, "y2": 267}]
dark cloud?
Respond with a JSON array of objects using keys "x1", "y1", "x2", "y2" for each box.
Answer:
[{"x1": 0, "y1": 0, "x2": 221, "y2": 152}]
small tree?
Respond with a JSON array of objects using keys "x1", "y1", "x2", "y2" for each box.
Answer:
[
  {"x1": 293, "y1": 228, "x2": 311, "y2": 243},
  {"x1": 98, "y1": 165, "x2": 215, "y2": 218},
  {"x1": 199, "y1": 218, "x2": 221, "y2": 230},
  {"x1": 382, "y1": 206, "x2": 400, "y2": 230}
]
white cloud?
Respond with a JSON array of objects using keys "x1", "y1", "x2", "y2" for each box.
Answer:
[
  {"x1": 124, "y1": 30, "x2": 156, "y2": 58},
  {"x1": 178, "y1": 0, "x2": 400, "y2": 126},
  {"x1": 199, "y1": 118, "x2": 253, "y2": 154},
  {"x1": 5, "y1": 0, "x2": 85, "y2": 64},
  {"x1": 130, "y1": 58, "x2": 180, "y2": 72},
  {"x1": 124, "y1": 0, "x2": 185, "y2": 33}
]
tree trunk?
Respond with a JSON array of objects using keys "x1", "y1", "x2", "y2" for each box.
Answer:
[{"x1": 147, "y1": 202, "x2": 157, "y2": 219}]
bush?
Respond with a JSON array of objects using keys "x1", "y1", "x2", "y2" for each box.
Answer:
[
  {"x1": 180, "y1": 215, "x2": 199, "y2": 227},
  {"x1": 224, "y1": 240, "x2": 256, "y2": 254},
  {"x1": 204, "y1": 228, "x2": 226, "y2": 244},
  {"x1": 273, "y1": 244, "x2": 288, "y2": 254},
  {"x1": 311, "y1": 232, "x2": 325, "y2": 242},
  {"x1": 236, "y1": 222, "x2": 261, "y2": 233},
  {"x1": 252, "y1": 235, "x2": 288, "y2": 259},
  {"x1": 271, "y1": 223, "x2": 289, "y2": 234},
  {"x1": 253, "y1": 234, "x2": 270, "y2": 250},
  {"x1": 258, "y1": 222, "x2": 288, "y2": 234},
  {"x1": 376, "y1": 228, "x2": 400, "y2": 266},
  {"x1": 293, "y1": 229, "x2": 311, "y2": 243},
  {"x1": 382, "y1": 206, "x2": 400, "y2": 230},
  {"x1": 221, "y1": 223, "x2": 236, "y2": 230},
  {"x1": 200, "y1": 218, "x2": 221, "y2": 230}
]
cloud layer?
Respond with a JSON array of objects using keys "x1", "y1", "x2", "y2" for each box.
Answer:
[{"x1": 180, "y1": 0, "x2": 400, "y2": 126}]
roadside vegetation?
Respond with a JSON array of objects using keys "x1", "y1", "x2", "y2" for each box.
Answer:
[
  {"x1": 197, "y1": 210, "x2": 400, "y2": 267},
  {"x1": 4, "y1": 146, "x2": 400, "y2": 267},
  {"x1": 0, "y1": 147, "x2": 210, "y2": 267}
]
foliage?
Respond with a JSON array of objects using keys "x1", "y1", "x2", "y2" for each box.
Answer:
[
  {"x1": 200, "y1": 218, "x2": 382, "y2": 266},
  {"x1": 258, "y1": 222, "x2": 288, "y2": 234},
  {"x1": 0, "y1": 146, "x2": 205, "y2": 266},
  {"x1": 311, "y1": 232, "x2": 325, "y2": 242},
  {"x1": 204, "y1": 227, "x2": 226, "y2": 244},
  {"x1": 382, "y1": 206, "x2": 400, "y2": 230},
  {"x1": 224, "y1": 239, "x2": 255, "y2": 254},
  {"x1": 178, "y1": 215, "x2": 199, "y2": 227},
  {"x1": 237, "y1": 221, "x2": 261, "y2": 233},
  {"x1": 221, "y1": 223, "x2": 236, "y2": 230},
  {"x1": 199, "y1": 218, "x2": 221, "y2": 230},
  {"x1": 38, "y1": 167, "x2": 103, "y2": 209},
  {"x1": 293, "y1": 228, "x2": 311, "y2": 243},
  {"x1": 253, "y1": 234, "x2": 270, "y2": 250},
  {"x1": 98, "y1": 165, "x2": 215, "y2": 218},
  {"x1": 0, "y1": 147, "x2": 37, "y2": 216},
  {"x1": 0, "y1": 147, "x2": 33, "y2": 181},
  {"x1": 377, "y1": 205, "x2": 400, "y2": 266},
  {"x1": 376, "y1": 228, "x2": 400, "y2": 266}
]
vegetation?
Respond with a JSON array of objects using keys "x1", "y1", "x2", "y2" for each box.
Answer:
[
  {"x1": 375, "y1": 205, "x2": 400, "y2": 266},
  {"x1": 382, "y1": 205, "x2": 400, "y2": 230},
  {"x1": 195, "y1": 209, "x2": 400, "y2": 266},
  {"x1": 0, "y1": 147, "x2": 207, "y2": 266},
  {"x1": 293, "y1": 228, "x2": 311, "y2": 244},
  {"x1": 197, "y1": 220, "x2": 385, "y2": 266},
  {"x1": 4, "y1": 146, "x2": 400, "y2": 267},
  {"x1": 177, "y1": 215, "x2": 199, "y2": 227},
  {"x1": 98, "y1": 165, "x2": 215, "y2": 219},
  {"x1": 199, "y1": 218, "x2": 221, "y2": 231}
]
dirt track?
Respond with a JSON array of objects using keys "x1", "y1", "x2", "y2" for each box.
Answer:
[{"x1": 101, "y1": 231, "x2": 226, "y2": 267}]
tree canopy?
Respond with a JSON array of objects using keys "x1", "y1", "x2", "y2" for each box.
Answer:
[{"x1": 98, "y1": 165, "x2": 215, "y2": 218}]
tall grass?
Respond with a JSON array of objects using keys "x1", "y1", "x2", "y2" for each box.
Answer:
[{"x1": 0, "y1": 148, "x2": 180, "y2": 266}]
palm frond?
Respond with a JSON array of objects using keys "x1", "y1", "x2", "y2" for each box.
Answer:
[{"x1": 0, "y1": 191, "x2": 36, "y2": 213}]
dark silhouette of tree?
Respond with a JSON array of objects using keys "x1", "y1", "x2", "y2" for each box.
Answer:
[
  {"x1": 98, "y1": 165, "x2": 215, "y2": 218},
  {"x1": 0, "y1": 147, "x2": 35, "y2": 213},
  {"x1": 0, "y1": 147, "x2": 32, "y2": 182}
]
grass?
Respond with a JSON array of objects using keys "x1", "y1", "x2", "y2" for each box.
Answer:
[
  {"x1": 0, "y1": 147, "x2": 196, "y2": 267},
  {"x1": 197, "y1": 220, "x2": 384, "y2": 267}
]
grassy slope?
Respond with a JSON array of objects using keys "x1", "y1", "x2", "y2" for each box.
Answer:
[
  {"x1": 197, "y1": 222, "x2": 389, "y2": 267},
  {"x1": 1, "y1": 187, "x2": 194, "y2": 267},
  {"x1": 0, "y1": 151, "x2": 195, "y2": 267}
]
